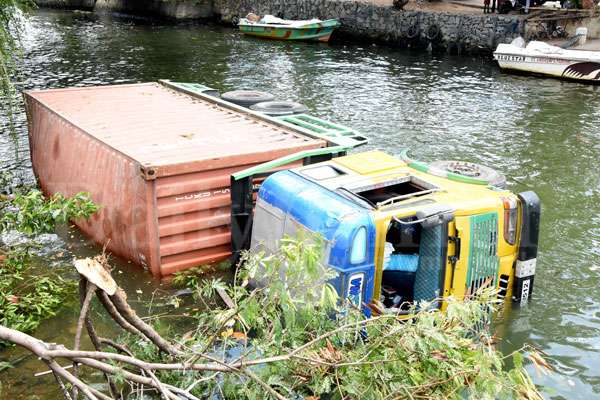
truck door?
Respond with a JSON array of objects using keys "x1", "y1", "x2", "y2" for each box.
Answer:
[{"x1": 447, "y1": 213, "x2": 500, "y2": 300}]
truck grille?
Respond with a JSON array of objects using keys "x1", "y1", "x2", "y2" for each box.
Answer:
[{"x1": 466, "y1": 212, "x2": 500, "y2": 297}]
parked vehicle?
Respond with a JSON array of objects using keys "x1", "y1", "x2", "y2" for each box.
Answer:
[
  {"x1": 494, "y1": 38, "x2": 600, "y2": 83},
  {"x1": 232, "y1": 150, "x2": 540, "y2": 314},
  {"x1": 238, "y1": 14, "x2": 341, "y2": 42}
]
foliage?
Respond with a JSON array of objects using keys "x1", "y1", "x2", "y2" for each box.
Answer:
[
  {"x1": 171, "y1": 260, "x2": 232, "y2": 288},
  {"x1": 0, "y1": 189, "x2": 99, "y2": 234},
  {"x1": 0, "y1": 188, "x2": 97, "y2": 344},
  {"x1": 0, "y1": 246, "x2": 76, "y2": 344},
  {"x1": 126, "y1": 233, "x2": 543, "y2": 400}
]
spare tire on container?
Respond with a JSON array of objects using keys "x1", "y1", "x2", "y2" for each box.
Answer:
[
  {"x1": 430, "y1": 160, "x2": 507, "y2": 189},
  {"x1": 249, "y1": 101, "x2": 309, "y2": 116},
  {"x1": 221, "y1": 90, "x2": 275, "y2": 107}
]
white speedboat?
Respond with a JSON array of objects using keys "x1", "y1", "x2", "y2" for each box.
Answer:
[{"x1": 494, "y1": 38, "x2": 600, "y2": 83}]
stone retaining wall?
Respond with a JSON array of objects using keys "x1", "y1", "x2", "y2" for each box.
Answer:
[
  {"x1": 94, "y1": 0, "x2": 213, "y2": 19},
  {"x1": 35, "y1": 0, "x2": 525, "y2": 53},
  {"x1": 36, "y1": 0, "x2": 213, "y2": 19},
  {"x1": 214, "y1": 0, "x2": 525, "y2": 53},
  {"x1": 36, "y1": 0, "x2": 96, "y2": 10}
]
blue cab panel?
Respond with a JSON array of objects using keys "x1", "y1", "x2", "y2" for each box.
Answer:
[{"x1": 255, "y1": 170, "x2": 376, "y2": 311}]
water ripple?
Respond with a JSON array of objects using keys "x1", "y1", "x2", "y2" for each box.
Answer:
[{"x1": 1, "y1": 8, "x2": 600, "y2": 399}]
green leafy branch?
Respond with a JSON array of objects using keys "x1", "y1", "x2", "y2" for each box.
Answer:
[
  {"x1": 0, "y1": 188, "x2": 98, "y2": 345},
  {"x1": 1, "y1": 189, "x2": 99, "y2": 234}
]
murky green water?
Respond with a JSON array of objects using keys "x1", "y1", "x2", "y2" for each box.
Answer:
[{"x1": 1, "y1": 8, "x2": 599, "y2": 399}]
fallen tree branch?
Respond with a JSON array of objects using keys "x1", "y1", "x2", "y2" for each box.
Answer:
[
  {"x1": 0, "y1": 253, "x2": 544, "y2": 400},
  {"x1": 109, "y1": 288, "x2": 181, "y2": 356},
  {"x1": 73, "y1": 280, "x2": 97, "y2": 399},
  {"x1": 96, "y1": 290, "x2": 143, "y2": 337}
]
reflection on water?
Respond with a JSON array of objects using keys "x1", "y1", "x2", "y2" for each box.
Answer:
[{"x1": 0, "y1": 8, "x2": 599, "y2": 399}]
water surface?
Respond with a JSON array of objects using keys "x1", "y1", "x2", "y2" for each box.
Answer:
[{"x1": 1, "y1": 9, "x2": 599, "y2": 399}]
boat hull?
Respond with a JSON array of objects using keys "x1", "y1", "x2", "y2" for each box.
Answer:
[
  {"x1": 239, "y1": 20, "x2": 340, "y2": 42},
  {"x1": 494, "y1": 51, "x2": 600, "y2": 83}
]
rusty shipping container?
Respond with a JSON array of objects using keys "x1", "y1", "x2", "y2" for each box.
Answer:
[{"x1": 24, "y1": 82, "x2": 326, "y2": 276}]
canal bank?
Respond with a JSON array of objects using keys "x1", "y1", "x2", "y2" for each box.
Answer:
[
  {"x1": 35, "y1": 0, "x2": 214, "y2": 19},
  {"x1": 34, "y1": 0, "x2": 600, "y2": 54},
  {"x1": 34, "y1": 0, "x2": 526, "y2": 53},
  {"x1": 216, "y1": 0, "x2": 526, "y2": 53}
]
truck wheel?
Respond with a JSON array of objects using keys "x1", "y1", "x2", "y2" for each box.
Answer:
[
  {"x1": 221, "y1": 90, "x2": 275, "y2": 108},
  {"x1": 249, "y1": 101, "x2": 309, "y2": 116},
  {"x1": 430, "y1": 161, "x2": 507, "y2": 188}
]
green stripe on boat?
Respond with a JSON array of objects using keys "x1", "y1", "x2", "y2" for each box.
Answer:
[{"x1": 239, "y1": 18, "x2": 341, "y2": 42}]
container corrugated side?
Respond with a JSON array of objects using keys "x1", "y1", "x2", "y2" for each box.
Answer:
[
  {"x1": 24, "y1": 83, "x2": 327, "y2": 276},
  {"x1": 24, "y1": 96, "x2": 161, "y2": 274},
  {"x1": 154, "y1": 158, "x2": 312, "y2": 275}
]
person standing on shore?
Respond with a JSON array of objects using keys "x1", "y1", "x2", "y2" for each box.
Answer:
[{"x1": 483, "y1": 0, "x2": 491, "y2": 13}]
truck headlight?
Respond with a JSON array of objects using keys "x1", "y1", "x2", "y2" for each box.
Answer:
[{"x1": 502, "y1": 197, "x2": 518, "y2": 245}]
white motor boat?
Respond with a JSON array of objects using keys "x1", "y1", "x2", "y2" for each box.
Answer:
[{"x1": 494, "y1": 37, "x2": 600, "y2": 83}]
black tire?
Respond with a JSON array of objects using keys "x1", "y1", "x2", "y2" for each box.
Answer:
[
  {"x1": 393, "y1": 0, "x2": 409, "y2": 9},
  {"x1": 426, "y1": 24, "x2": 440, "y2": 40},
  {"x1": 249, "y1": 101, "x2": 309, "y2": 116},
  {"x1": 430, "y1": 160, "x2": 507, "y2": 188},
  {"x1": 221, "y1": 90, "x2": 275, "y2": 108},
  {"x1": 407, "y1": 24, "x2": 420, "y2": 39}
]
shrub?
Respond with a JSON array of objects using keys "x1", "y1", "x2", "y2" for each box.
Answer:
[
  {"x1": 0, "y1": 188, "x2": 98, "y2": 344},
  {"x1": 146, "y1": 234, "x2": 544, "y2": 399},
  {"x1": 0, "y1": 247, "x2": 76, "y2": 343},
  {"x1": 0, "y1": 189, "x2": 99, "y2": 235}
]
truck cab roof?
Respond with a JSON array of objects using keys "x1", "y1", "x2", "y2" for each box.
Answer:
[{"x1": 290, "y1": 150, "x2": 514, "y2": 219}]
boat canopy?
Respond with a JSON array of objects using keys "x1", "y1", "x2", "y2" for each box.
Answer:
[{"x1": 259, "y1": 15, "x2": 322, "y2": 26}]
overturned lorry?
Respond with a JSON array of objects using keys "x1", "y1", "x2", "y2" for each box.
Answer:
[
  {"x1": 24, "y1": 80, "x2": 539, "y2": 312},
  {"x1": 232, "y1": 150, "x2": 540, "y2": 312}
]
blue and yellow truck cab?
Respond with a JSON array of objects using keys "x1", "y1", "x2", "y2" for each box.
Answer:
[{"x1": 246, "y1": 151, "x2": 540, "y2": 313}]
